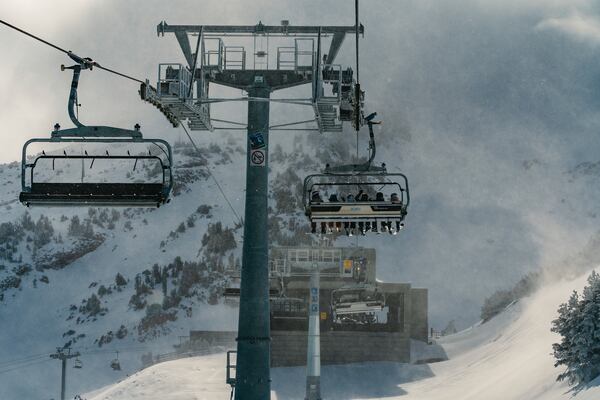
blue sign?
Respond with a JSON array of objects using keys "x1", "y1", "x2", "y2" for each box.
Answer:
[{"x1": 249, "y1": 132, "x2": 266, "y2": 150}]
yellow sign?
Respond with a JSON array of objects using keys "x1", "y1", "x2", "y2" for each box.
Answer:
[
  {"x1": 343, "y1": 259, "x2": 353, "y2": 272},
  {"x1": 320, "y1": 312, "x2": 327, "y2": 320}
]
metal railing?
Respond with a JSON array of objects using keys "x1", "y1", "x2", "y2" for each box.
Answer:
[
  {"x1": 224, "y1": 46, "x2": 246, "y2": 70},
  {"x1": 226, "y1": 350, "x2": 237, "y2": 387},
  {"x1": 294, "y1": 38, "x2": 314, "y2": 70},
  {"x1": 317, "y1": 64, "x2": 343, "y2": 102},
  {"x1": 203, "y1": 38, "x2": 224, "y2": 70},
  {"x1": 157, "y1": 63, "x2": 191, "y2": 99},
  {"x1": 276, "y1": 46, "x2": 296, "y2": 70}
]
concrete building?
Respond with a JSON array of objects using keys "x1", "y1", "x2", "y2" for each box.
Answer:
[
  {"x1": 195, "y1": 246, "x2": 428, "y2": 367},
  {"x1": 268, "y1": 246, "x2": 428, "y2": 367}
]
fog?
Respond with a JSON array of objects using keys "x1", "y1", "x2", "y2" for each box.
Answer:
[{"x1": 2, "y1": 0, "x2": 600, "y2": 330}]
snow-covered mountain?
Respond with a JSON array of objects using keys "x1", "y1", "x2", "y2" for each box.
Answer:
[
  {"x1": 1, "y1": 126, "x2": 599, "y2": 400},
  {"x1": 83, "y1": 268, "x2": 600, "y2": 400}
]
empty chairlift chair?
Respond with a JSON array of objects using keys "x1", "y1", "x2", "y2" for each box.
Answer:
[
  {"x1": 19, "y1": 53, "x2": 173, "y2": 208},
  {"x1": 20, "y1": 129, "x2": 173, "y2": 207}
]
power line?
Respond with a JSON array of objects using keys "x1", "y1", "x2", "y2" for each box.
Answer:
[
  {"x1": 0, "y1": 358, "x2": 52, "y2": 375},
  {"x1": 0, "y1": 19, "x2": 144, "y2": 84},
  {"x1": 179, "y1": 122, "x2": 243, "y2": 226}
]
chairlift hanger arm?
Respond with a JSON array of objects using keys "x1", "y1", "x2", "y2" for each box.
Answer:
[
  {"x1": 56, "y1": 65, "x2": 146, "y2": 140},
  {"x1": 64, "y1": 64, "x2": 85, "y2": 128},
  {"x1": 323, "y1": 113, "x2": 382, "y2": 174}
]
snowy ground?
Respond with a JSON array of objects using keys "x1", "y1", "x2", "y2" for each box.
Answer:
[{"x1": 85, "y1": 269, "x2": 600, "y2": 400}]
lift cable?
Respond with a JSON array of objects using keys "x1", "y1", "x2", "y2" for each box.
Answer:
[
  {"x1": 179, "y1": 121, "x2": 243, "y2": 227},
  {"x1": 354, "y1": 0, "x2": 361, "y2": 162},
  {"x1": 0, "y1": 345, "x2": 152, "y2": 375},
  {"x1": 0, "y1": 353, "x2": 52, "y2": 368},
  {"x1": 0, "y1": 19, "x2": 144, "y2": 84},
  {"x1": 355, "y1": 0, "x2": 360, "y2": 87},
  {"x1": 0, "y1": 357, "x2": 53, "y2": 375}
]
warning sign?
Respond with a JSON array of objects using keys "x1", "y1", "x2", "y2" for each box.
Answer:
[
  {"x1": 343, "y1": 259, "x2": 353, "y2": 272},
  {"x1": 250, "y1": 149, "x2": 266, "y2": 167}
]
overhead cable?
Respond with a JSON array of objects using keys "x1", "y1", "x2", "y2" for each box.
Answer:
[
  {"x1": 179, "y1": 122, "x2": 243, "y2": 227},
  {"x1": 0, "y1": 19, "x2": 144, "y2": 84}
]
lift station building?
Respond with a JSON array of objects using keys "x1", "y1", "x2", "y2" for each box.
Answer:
[{"x1": 213, "y1": 246, "x2": 428, "y2": 367}]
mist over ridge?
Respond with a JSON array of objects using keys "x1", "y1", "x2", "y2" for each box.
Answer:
[{"x1": 2, "y1": 0, "x2": 600, "y2": 331}]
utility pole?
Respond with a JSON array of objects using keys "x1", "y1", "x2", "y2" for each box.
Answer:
[{"x1": 50, "y1": 348, "x2": 80, "y2": 400}]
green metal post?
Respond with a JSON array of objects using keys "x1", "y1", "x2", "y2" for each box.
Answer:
[{"x1": 235, "y1": 79, "x2": 271, "y2": 400}]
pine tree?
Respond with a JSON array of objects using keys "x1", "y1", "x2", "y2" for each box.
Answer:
[
  {"x1": 115, "y1": 273, "x2": 127, "y2": 287},
  {"x1": 578, "y1": 272, "x2": 600, "y2": 382},
  {"x1": 68, "y1": 216, "x2": 81, "y2": 237},
  {"x1": 552, "y1": 271, "x2": 600, "y2": 389},
  {"x1": 161, "y1": 267, "x2": 168, "y2": 296},
  {"x1": 33, "y1": 215, "x2": 54, "y2": 248},
  {"x1": 20, "y1": 212, "x2": 35, "y2": 231}
]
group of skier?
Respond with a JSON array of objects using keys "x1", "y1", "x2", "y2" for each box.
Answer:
[{"x1": 310, "y1": 189, "x2": 400, "y2": 204}]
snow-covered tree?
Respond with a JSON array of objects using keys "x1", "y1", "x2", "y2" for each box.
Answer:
[
  {"x1": 552, "y1": 271, "x2": 600, "y2": 389},
  {"x1": 33, "y1": 215, "x2": 54, "y2": 248},
  {"x1": 115, "y1": 273, "x2": 127, "y2": 287},
  {"x1": 201, "y1": 222, "x2": 236, "y2": 257}
]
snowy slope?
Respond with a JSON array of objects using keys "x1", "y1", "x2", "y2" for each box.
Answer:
[
  {"x1": 84, "y1": 269, "x2": 600, "y2": 400},
  {"x1": 398, "y1": 270, "x2": 600, "y2": 400},
  {"x1": 2, "y1": 127, "x2": 600, "y2": 400}
]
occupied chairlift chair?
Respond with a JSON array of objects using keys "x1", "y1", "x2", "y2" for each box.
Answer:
[
  {"x1": 303, "y1": 113, "x2": 409, "y2": 235},
  {"x1": 19, "y1": 53, "x2": 173, "y2": 207}
]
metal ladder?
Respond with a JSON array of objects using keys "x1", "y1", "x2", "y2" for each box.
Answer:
[{"x1": 314, "y1": 98, "x2": 342, "y2": 132}]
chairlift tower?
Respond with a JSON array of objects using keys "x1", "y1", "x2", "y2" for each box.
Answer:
[
  {"x1": 50, "y1": 348, "x2": 80, "y2": 400},
  {"x1": 146, "y1": 20, "x2": 362, "y2": 400}
]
